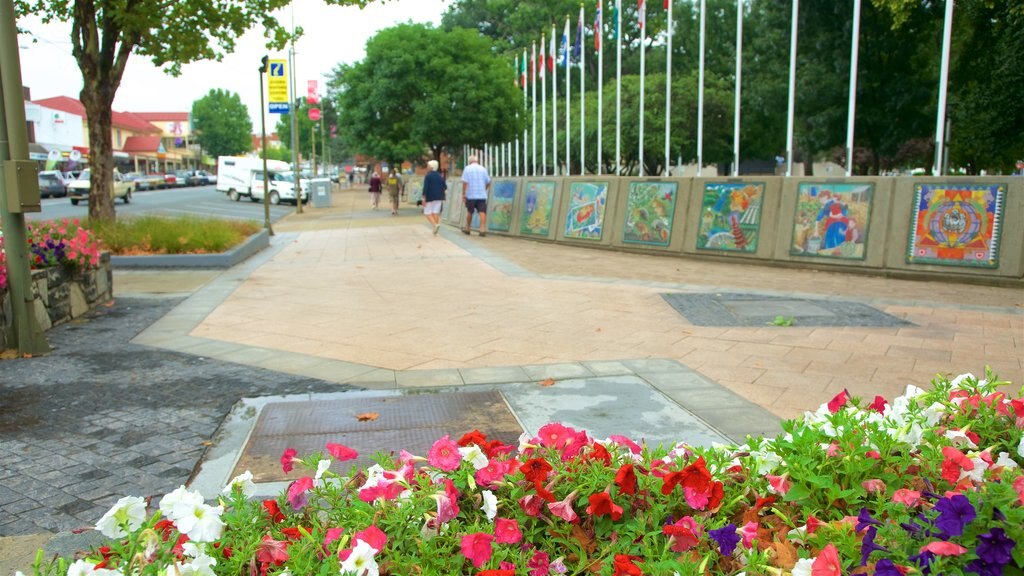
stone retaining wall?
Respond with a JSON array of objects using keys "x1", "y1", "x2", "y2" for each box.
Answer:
[{"x1": 0, "y1": 253, "x2": 113, "y2": 349}]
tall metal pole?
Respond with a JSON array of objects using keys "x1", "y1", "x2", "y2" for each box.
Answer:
[
  {"x1": 638, "y1": 1, "x2": 646, "y2": 177},
  {"x1": 579, "y1": 7, "x2": 585, "y2": 175},
  {"x1": 845, "y1": 0, "x2": 862, "y2": 176},
  {"x1": 597, "y1": 1, "x2": 603, "y2": 175},
  {"x1": 933, "y1": 0, "x2": 954, "y2": 177},
  {"x1": 289, "y1": 6, "x2": 303, "y2": 213},
  {"x1": 697, "y1": 0, "x2": 706, "y2": 176},
  {"x1": 541, "y1": 33, "x2": 547, "y2": 176},
  {"x1": 532, "y1": 42, "x2": 538, "y2": 176},
  {"x1": 733, "y1": 0, "x2": 743, "y2": 176},
  {"x1": 665, "y1": 0, "x2": 673, "y2": 176},
  {"x1": 0, "y1": 0, "x2": 50, "y2": 355},
  {"x1": 552, "y1": 26, "x2": 559, "y2": 176},
  {"x1": 258, "y1": 57, "x2": 274, "y2": 235},
  {"x1": 785, "y1": 0, "x2": 799, "y2": 177},
  {"x1": 615, "y1": 0, "x2": 622, "y2": 175}
]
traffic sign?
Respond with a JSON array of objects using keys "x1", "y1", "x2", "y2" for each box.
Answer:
[
  {"x1": 268, "y1": 59, "x2": 289, "y2": 114},
  {"x1": 308, "y1": 108, "x2": 321, "y2": 122}
]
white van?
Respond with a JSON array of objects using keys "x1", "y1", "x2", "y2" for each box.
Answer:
[{"x1": 216, "y1": 156, "x2": 308, "y2": 205}]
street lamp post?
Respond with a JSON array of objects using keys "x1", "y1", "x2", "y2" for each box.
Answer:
[{"x1": 259, "y1": 56, "x2": 274, "y2": 236}]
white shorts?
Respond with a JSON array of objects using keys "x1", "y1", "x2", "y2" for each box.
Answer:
[{"x1": 423, "y1": 200, "x2": 444, "y2": 214}]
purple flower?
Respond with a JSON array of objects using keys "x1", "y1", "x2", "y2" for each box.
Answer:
[
  {"x1": 708, "y1": 524, "x2": 740, "y2": 556},
  {"x1": 975, "y1": 528, "x2": 1015, "y2": 566},
  {"x1": 874, "y1": 559, "x2": 903, "y2": 576},
  {"x1": 856, "y1": 507, "x2": 882, "y2": 533},
  {"x1": 909, "y1": 550, "x2": 935, "y2": 575},
  {"x1": 966, "y1": 559, "x2": 1003, "y2": 576},
  {"x1": 933, "y1": 494, "x2": 976, "y2": 537},
  {"x1": 860, "y1": 527, "x2": 890, "y2": 566}
]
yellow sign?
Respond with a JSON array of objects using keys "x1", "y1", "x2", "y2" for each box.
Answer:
[{"x1": 267, "y1": 59, "x2": 289, "y2": 113}]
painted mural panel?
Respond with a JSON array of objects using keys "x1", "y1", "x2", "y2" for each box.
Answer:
[
  {"x1": 791, "y1": 183, "x2": 874, "y2": 260},
  {"x1": 622, "y1": 181, "x2": 679, "y2": 247},
  {"x1": 407, "y1": 179, "x2": 423, "y2": 205},
  {"x1": 489, "y1": 180, "x2": 517, "y2": 232},
  {"x1": 696, "y1": 182, "x2": 765, "y2": 252},
  {"x1": 907, "y1": 183, "x2": 1005, "y2": 268},
  {"x1": 564, "y1": 181, "x2": 609, "y2": 240},
  {"x1": 520, "y1": 181, "x2": 557, "y2": 237}
]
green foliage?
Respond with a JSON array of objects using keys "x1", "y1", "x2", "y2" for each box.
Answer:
[
  {"x1": 191, "y1": 89, "x2": 254, "y2": 159},
  {"x1": 770, "y1": 315, "x2": 795, "y2": 326},
  {"x1": 85, "y1": 215, "x2": 261, "y2": 255},
  {"x1": 332, "y1": 23, "x2": 521, "y2": 165}
]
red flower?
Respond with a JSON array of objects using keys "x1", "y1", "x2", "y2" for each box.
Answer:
[
  {"x1": 587, "y1": 443, "x2": 612, "y2": 466},
  {"x1": 811, "y1": 543, "x2": 841, "y2": 576},
  {"x1": 534, "y1": 479, "x2": 556, "y2": 502},
  {"x1": 262, "y1": 499, "x2": 285, "y2": 523},
  {"x1": 586, "y1": 491, "x2": 623, "y2": 521},
  {"x1": 868, "y1": 395, "x2": 888, "y2": 413},
  {"x1": 662, "y1": 516, "x2": 701, "y2": 552},
  {"x1": 280, "y1": 448, "x2": 298, "y2": 474},
  {"x1": 518, "y1": 494, "x2": 544, "y2": 517},
  {"x1": 354, "y1": 524, "x2": 388, "y2": 552},
  {"x1": 661, "y1": 456, "x2": 724, "y2": 510},
  {"x1": 478, "y1": 571, "x2": 515, "y2": 576},
  {"x1": 256, "y1": 535, "x2": 290, "y2": 566},
  {"x1": 494, "y1": 518, "x2": 523, "y2": 544},
  {"x1": 827, "y1": 389, "x2": 850, "y2": 413},
  {"x1": 280, "y1": 527, "x2": 305, "y2": 540},
  {"x1": 612, "y1": 554, "x2": 644, "y2": 575},
  {"x1": 615, "y1": 463, "x2": 638, "y2": 496},
  {"x1": 520, "y1": 458, "x2": 553, "y2": 483},
  {"x1": 920, "y1": 541, "x2": 968, "y2": 556},
  {"x1": 325, "y1": 443, "x2": 358, "y2": 462},
  {"x1": 941, "y1": 446, "x2": 974, "y2": 484},
  {"x1": 458, "y1": 429, "x2": 488, "y2": 448},
  {"x1": 460, "y1": 532, "x2": 495, "y2": 568}
]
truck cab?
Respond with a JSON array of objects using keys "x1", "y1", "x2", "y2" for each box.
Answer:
[
  {"x1": 67, "y1": 170, "x2": 133, "y2": 206},
  {"x1": 216, "y1": 156, "x2": 308, "y2": 205}
]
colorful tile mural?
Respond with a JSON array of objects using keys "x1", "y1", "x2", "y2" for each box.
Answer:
[
  {"x1": 564, "y1": 181, "x2": 609, "y2": 240},
  {"x1": 907, "y1": 183, "x2": 1005, "y2": 268},
  {"x1": 489, "y1": 180, "x2": 517, "y2": 232},
  {"x1": 696, "y1": 182, "x2": 764, "y2": 252},
  {"x1": 520, "y1": 181, "x2": 557, "y2": 236},
  {"x1": 623, "y1": 181, "x2": 678, "y2": 247},
  {"x1": 791, "y1": 183, "x2": 874, "y2": 260}
]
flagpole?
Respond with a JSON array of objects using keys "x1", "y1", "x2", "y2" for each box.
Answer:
[
  {"x1": 552, "y1": 25, "x2": 559, "y2": 176},
  {"x1": 615, "y1": 0, "x2": 622, "y2": 175},
  {"x1": 639, "y1": 0, "x2": 647, "y2": 178},
  {"x1": 565, "y1": 16, "x2": 571, "y2": 175},
  {"x1": 845, "y1": 0, "x2": 861, "y2": 177},
  {"x1": 785, "y1": 0, "x2": 799, "y2": 177},
  {"x1": 532, "y1": 42, "x2": 538, "y2": 176},
  {"x1": 932, "y1": 0, "x2": 953, "y2": 177},
  {"x1": 541, "y1": 33, "x2": 548, "y2": 176},
  {"x1": 579, "y1": 6, "x2": 585, "y2": 176},
  {"x1": 665, "y1": 0, "x2": 672, "y2": 176},
  {"x1": 515, "y1": 55, "x2": 520, "y2": 177},
  {"x1": 697, "y1": 0, "x2": 705, "y2": 176},
  {"x1": 733, "y1": 0, "x2": 742, "y2": 176},
  {"x1": 596, "y1": 1, "x2": 603, "y2": 175},
  {"x1": 523, "y1": 49, "x2": 528, "y2": 178}
]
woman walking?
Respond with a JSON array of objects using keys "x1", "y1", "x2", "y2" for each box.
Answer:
[
  {"x1": 421, "y1": 160, "x2": 447, "y2": 234},
  {"x1": 368, "y1": 170, "x2": 382, "y2": 210}
]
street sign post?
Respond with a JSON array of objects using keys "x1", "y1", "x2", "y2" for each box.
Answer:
[{"x1": 268, "y1": 59, "x2": 289, "y2": 114}]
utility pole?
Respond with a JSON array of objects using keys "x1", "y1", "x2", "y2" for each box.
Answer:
[
  {"x1": 289, "y1": 6, "x2": 303, "y2": 214},
  {"x1": 0, "y1": 0, "x2": 50, "y2": 355},
  {"x1": 311, "y1": 124, "x2": 316, "y2": 177},
  {"x1": 258, "y1": 56, "x2": 274, "y2": 236}
]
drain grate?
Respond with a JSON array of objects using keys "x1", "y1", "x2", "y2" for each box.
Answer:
[
  {"x1": 235, "y1": 390, "x2": 524, "y2": 483},
  {"x1": 661, "y1": 293, "x2": 913, "y2": 327}
]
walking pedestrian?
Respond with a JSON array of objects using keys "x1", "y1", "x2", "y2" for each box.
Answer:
[
  {"x1": 386, "y1": 167, "x2": 404, "y2": 215},
  {"x1": 368, "y1": 170, "x2": 382, "y2": 210},
  {"x1": 422, "y1": 160, "x2": 447, "y2": 235},
  {"x1": 461, "y1": 155, "x2": 491, "y2": 236}
]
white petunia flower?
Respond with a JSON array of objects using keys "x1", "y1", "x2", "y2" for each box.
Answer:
[
  {"x1": 159, "y1": 486, "x2": 204, "y2": 521},
  {"x1": 222, "y1": 471, "x2": 255, "y2": 498},
  {"x1": 67, "y1": 559, "x2": 98, "y2": 576},
  {"x1": 165, "y1": 550, "x2": 216, "y2": 576},
  {"x1": 95, "y1": 496, "x2": 147, "y2": 539},
  {"x1": 944, "y1": 429, "x2": 979, "y2": 449},
  {"x1": 994, "y1": 451, "x2": 1018, "y2": 470},
  {"x1": 1017, "y1": 437, "x2": 1024, "y2": 459},
  {"x1": 315, "y1": 459, "x2": 332, "y2": 482},
  {"x1": 173, "y1": 501, "x2": 225, "y2": 542},
  {"x1": 960, "y1": 456, "x2": 988, "y2": 484},
  {"x1": 791, "y1": 558, "x2": 815, "y2": 576},
  {"x1": 481, "y1": 489, "x2": 498, "y2": 521},
  {"x1": 340, "y1": 540, "x2": 380, "y2": 576},
  {"x1": 950, "y1": 373, "x2": 977, "y2": 388},
  {"x1": 458, "y1": 445, "x2": 489, "y2": 470}
]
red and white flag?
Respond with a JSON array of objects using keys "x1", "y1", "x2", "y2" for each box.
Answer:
[{"x1": 639, "y1": 0, "x2": 646, "y2": 29}]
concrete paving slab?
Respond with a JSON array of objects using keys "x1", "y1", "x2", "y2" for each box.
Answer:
[
  {"x1": 522, "y1": 363, "x2": 594, "y2": 381},
  {"x1": 460, "y1": 365, "x2": 532, "y2": 385},
  {"x1": 394, "y1": 369, "x2": 465, "y2": 388}
]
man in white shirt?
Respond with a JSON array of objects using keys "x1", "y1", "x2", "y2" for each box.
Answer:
[{"x1": 460, "y1": 155, "x2": 491, "y2": 237}]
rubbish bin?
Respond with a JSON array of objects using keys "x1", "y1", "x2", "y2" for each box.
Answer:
[{"x1": 309, "y1": 178, "x2": 332, "y2": 208}]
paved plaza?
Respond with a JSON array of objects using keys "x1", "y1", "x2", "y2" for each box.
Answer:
[{"x1": 1, "y1": 185, "x2": 1021, "y2": 573}]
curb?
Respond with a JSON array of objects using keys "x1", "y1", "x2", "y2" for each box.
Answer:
[{"x1": 110, "y1": 229, "x2": 270, "y2": 269}]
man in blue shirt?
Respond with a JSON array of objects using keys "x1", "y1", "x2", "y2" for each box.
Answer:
[{"x1": 461, "y1": 155, "x2": 491, "y2": 236}]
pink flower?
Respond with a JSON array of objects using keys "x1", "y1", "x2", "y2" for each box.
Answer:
[
  {"x1": 527, "y1": 550, "x2": 550, "y2": 576},
  {"x1": 537, "y1": 423, "x2": 589, "y2": 460},
  {"x1": 494, "y1": 518, "x2": 522, "y2": 544},
  {"x1": 827, "y1": 390, "x2": 850, "y2": 413},
  {"x1": 892, "y1": 489, "x2": 921, "y2": 507},
  {"x1": 1014, "y1": 476, "x2": 1024, "y2": 505},
  {"x1": 811, "y1": 543, "x2": 841, "y2": 576},
  {"x1": 280, "y1": 448, "x2": 298, "y2": 474},
  {"x1": 869, "y1": 395, "x2": 888, "y2": 413},
  {"x1": 323, "y1": 527, "x2": 344, "y2": 551},
  {"x1": 428, "y1": 435, "x2": 462, "y2": 471},
  {"x1": 476, "y1": 458, "x2": 511, "y2": 489},
  {"x1": 662, "y1": 516, "x2": 701, "y2": 552},
  {"x1": 766, "y1": 473, "x2": 791, "y2": 496},
  {"x1": 354, "y1": 524, "x2": 387, "y2": 552},
  {"x1": 460, "y1": 532, "x2": 494, "y2": 568},
  {"x1": 326, "y1": 443, "x2": 358, "y2": 461},
  {"x1": 825, "y1": 442, "x2": 841, "y2": 457},
  {"x1": 547, "y1": 491, "x2": 579, "y2": 523},
  {"x1": 286, "y1": 476, "x2": 313, "y2": 509},
  {"x1": 518, "y1": 494, "x2": 544, "y2": 517},
  {"x1": 862, "y1": 479, "x2": 886, "y2": 493},
  {"x1": 920, "y1": 541, "x2": 968, "y2": 556},
  {"x1": 435, "y1": 478, "x2": 461, "y2": 524},
  {"x1": 608, "y1": 435, "x2": 643, "y2": 454},
  {"x1": 740, "y1": 521, "x2": 759, "y2": 549}
]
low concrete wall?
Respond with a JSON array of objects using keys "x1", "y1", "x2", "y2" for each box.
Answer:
[
  {"x1": 111, "y1": 229, "x2": 270, "y2": 269},
  {"x1": 473, "y1": 175, "x2": 1022, "y2": 285},
  {"x1": 0, "y1": 253, "x2": 114, "y2": 349}
]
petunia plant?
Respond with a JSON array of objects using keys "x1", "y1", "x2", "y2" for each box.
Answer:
[{"x1": 21, "y1": 371, "x2": 1024, "y2": 576}]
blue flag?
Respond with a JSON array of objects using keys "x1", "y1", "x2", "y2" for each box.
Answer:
[{"x1": 572, "y1": 13, "x2": 583, "y2": 62}]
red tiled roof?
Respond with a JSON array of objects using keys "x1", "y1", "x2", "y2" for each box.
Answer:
[
  {"x1": 33, "y1": 96, "x2": 85, "y2": 116},
  {"x1": 134, "y1": 112, "x2": 190, "y2": 122},
  {"x1": 114, "y1": 111, "x2": 161, "y2": 133},
  {"x1": 31, "y1": 96, "x2": 160, "y2": 134},
  {"x1": 121, "y1": 135, "x2": 163, "y2": 153}
]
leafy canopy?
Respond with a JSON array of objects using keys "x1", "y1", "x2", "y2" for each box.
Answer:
[{"x1": 192, "y1": 89, "x2": 254, "y2": 159}]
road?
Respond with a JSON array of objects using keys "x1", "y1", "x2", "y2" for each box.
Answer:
[{"x1": 28, "y1": 185, "x2": 298, "y2": 224}]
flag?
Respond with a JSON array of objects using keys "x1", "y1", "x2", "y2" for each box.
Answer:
[
  {"x1": 550, "y1": 25, "x2": 556, "y2": 71},
  {"x1": 515, "y1": 54, "x2": 519, "y2": 87},
  {"x1": 594, "y1": 2, "x2": 602, "y2": 51},
  {"x1": 613, "y1": 0, "x2": 620, "y2": 39},
  {"x1": 573, "y1": 11, "x2": 583, "y2": 62},
  {"x1": 561, "y1": 18, "x2": 570, "y2": 67},
  {"x1": 664, "y1": 0, "x2": 670, "y2": 8},
  {"x1": 540, "y1": 35, "x2": 546, "y2": 79},
  {"x1": 522, "y1": 49, "x2": 528, "y2": 88},
  {"x1": 639, "y1": 0, "x2": 646, "y2": 29}
]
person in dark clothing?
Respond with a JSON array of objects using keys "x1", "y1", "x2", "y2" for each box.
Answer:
[
  {"x1": 421, "y1": 160, "x2": 447, "y2": 235},
  {"x1": 368, "y1": 171, "x2": 382, "y2": 210}
]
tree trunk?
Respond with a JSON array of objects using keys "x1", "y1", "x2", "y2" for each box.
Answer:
[{"x1": 81, "y1": 87, "x2": 116, "y2": 222}]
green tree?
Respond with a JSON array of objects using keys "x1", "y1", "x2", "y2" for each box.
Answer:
[
  {"x1": 15, "y1": 0, "x2": 375, "y2": 222},
  {"x1": 332, "y1": 24, "x2": 521, "y2": 166},
  {"x1": 191, "y1": 89, "x2": 253, "y2": 159}
]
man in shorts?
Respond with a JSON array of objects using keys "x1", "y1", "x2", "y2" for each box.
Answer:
[{"x1": 460, "y1": 155, "x2": 491, "y2": 236}]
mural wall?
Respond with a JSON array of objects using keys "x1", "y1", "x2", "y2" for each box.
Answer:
[
  {"x1": 623, "y1": 181, "x2": 679, "y2": 247},
  {"x1": 790, "y1": 183, "x2": 874, "y2": 260},
  {"x1": 696, "y1": 183, "x2": 765, "y2": 253},
  {"x1": 489, "y1": 181, "x2": 518, "y2": 232},
  {"x1": 520, "y1": 181, "x2": 557, "y2": 237},
  {"x1": 906, "y1": 183, "x2": 1005, "y2": 268},
  {"x1": 564, "y1": 181, "x2": 610, "y2": 240}
]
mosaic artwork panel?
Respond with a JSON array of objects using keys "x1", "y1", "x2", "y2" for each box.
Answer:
[
  {"x1": 791, "y1": 183, "x2": 874, "y2": 260},
  {"x1": 520, "y1": 181, "x2": 557, "y2": 237},
  {"x1": 564, "y1": 181, "x2": 609, "y2": 240},
  {"x1": 489, "y1": 180, "x2": 518, "y2": 232},
  {"x1": 696, "y1": 183, "x2": 765, "y2": 253},
  {"x1": 906, "y1": 183, "x2": 1005, "y2": 268},
  {"x1": 407, "y1": 179, "x2": 423, "y2": 205},
  {"x1": 623, "y1": 181, "x2": 679, "y2": 247}
]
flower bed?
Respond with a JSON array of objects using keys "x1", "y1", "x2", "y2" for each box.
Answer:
[{"x1": 24, "y1": 373, "x2": 1023, "y2": 576}]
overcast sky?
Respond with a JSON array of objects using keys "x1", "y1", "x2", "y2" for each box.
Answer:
[{"x1": 16, "y1": 0, "x2": 451, "y2": 131}]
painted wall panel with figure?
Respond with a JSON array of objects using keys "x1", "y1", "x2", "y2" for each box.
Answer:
[
  {"x1": 623, "y1": 181, "x2": 679, "y2": 247},
  {"x1": 791, "y1": 183, "x2": 874, "y2": 260},
  {"x1": 697, "y1": 183, "x2": 765, "y2": 252}
]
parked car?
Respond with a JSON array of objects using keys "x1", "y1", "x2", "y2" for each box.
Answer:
[
  {"x1": 63, "y1": 170, "x2": 81, "y2": 183},
  {"x1": 174, "y1": 169, "x2": 193, "y2": 187},
  {"x1": 178, "y1": 169, "x2": 215, "y2": 186},
  {"x1": 67, "y1": 170, "x2": 133, "y2": 205},
  {"x1": 37, "y1": 170, "x2": 68, "y2": 198},
  {"x1": 163, "y1": 173, "x2": 177, "y2": 187}
]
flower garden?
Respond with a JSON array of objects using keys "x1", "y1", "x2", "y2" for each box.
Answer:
[
  {"x1": 19, "y1": 372, "x2": 1022, "y2": 576},
  {"x1": 0, "y1": 219, "x2": 102, "y2": 293}
]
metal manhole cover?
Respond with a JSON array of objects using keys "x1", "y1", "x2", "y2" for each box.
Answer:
[
  {"x1": 661, "y1": 293, "x2": 913, "y2": 327},
  {"x1": 235, "y1": 390, "x2": 524, "y2": 482}
]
